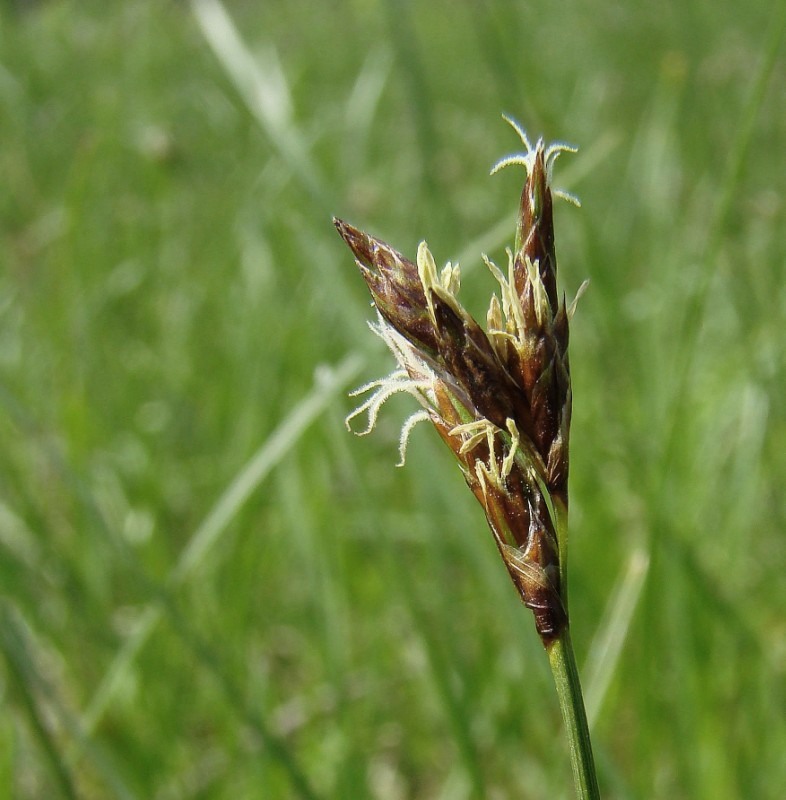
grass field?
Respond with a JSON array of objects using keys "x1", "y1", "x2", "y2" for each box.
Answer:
[{"x1": 2, "y1": 1, "x2": 786, "y2": 798}]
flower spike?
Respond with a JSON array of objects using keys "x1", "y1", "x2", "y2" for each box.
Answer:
[
  {"x1": 333, "y1": 117, "x2": 582, "y2": 643},
  {"x1": 333, "y1": 115, "x2": 601, "y2": 800}
]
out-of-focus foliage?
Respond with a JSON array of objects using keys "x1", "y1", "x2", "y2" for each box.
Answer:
[{"x1": 1, "y1": 1, "x2": 784, "y2": 797}]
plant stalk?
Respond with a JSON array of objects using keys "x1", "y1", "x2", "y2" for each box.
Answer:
[
  {"x1": 547, "y1": 500, "x2": 600, "y2": 799},
  {"x1": 547, "y1": 629, "x2": 600, "y2": 800}
]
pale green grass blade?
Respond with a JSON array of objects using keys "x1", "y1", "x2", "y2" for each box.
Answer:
[
  {"x1": 583, "y1": 547, "x2": 649, "y2": 729},
  {"x1": 81, "y1": 356, "x2": 361, "y2": 792},
  {"x1": 343, "y1": 49, "x2": 393, "y2": 174},
  {"x1": 174, "y1": 357, "x2": 361, "y2": 583},
  {"x1": 190, "y1": 0, "x2": 331, "y2": 208},
  {"x1": 84, "y1": 355, "x2": 361, "y2": 729}
]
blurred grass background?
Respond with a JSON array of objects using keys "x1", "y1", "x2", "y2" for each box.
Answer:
[{"x1": 1, "y1": 1, "x2": 785, "y2": 797}]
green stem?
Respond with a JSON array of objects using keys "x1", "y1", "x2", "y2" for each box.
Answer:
[
  {"x1": 547, "y1": 629, "x2": 601, "y2": 800},
  {"x1": 553, "y1": 497, "x2": 569, "y2": 609},
  {"x1": 548, "y1": 498, "x2": 600, "y2": 799}
]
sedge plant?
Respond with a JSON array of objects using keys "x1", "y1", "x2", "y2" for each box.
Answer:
[{"x1": 335, "y1": 116, "x2": 599, "y2": 799}]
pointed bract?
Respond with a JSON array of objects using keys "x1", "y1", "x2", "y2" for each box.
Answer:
[{"x1": 334, "y1": 218, "x2": 441, "y2": 356}]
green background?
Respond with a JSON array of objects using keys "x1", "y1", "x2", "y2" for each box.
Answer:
[{"x1": 2, "y1": 1, "x2": 785, "y2": 797}]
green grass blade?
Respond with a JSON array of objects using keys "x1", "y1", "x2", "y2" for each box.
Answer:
[
  {"x1": 81, "y1": 356, "x2": 361, "y2": 794},
  {"x1": 0, "y1": 603, "x2": 79, "y2": 800},
  {"x1": 190, "y1": 0, "x2": 331, "y2": 209}
]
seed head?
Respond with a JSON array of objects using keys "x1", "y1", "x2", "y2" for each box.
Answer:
[{"x1": 335, "y1": 117, "x2": 584, "y2": 643}]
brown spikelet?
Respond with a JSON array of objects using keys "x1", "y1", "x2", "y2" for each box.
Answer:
[{"x1": 336, "y1": 117, "x2": 582, "y2": 644}]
